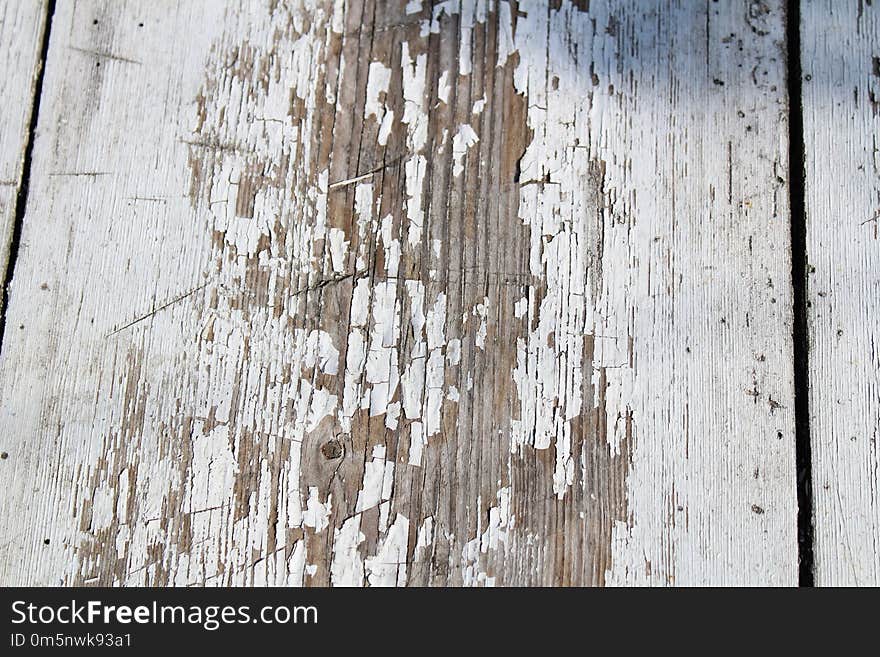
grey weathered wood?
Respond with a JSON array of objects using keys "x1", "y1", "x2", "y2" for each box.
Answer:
[
  {"x1": 0, "y1": 0, "x2": 797, "y2": 586},
  {"x1": 802, "y1": 0, "x2": 880, "y2": 586},
  {"x1": 0, "y1": 0, "x2": 48, "y2": 292}
]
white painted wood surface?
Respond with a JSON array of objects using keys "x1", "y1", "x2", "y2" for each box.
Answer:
[
  {"x1": 802, "y1": 0, "x2": 880, "y2": 586},
  {"x1": 0, "y1": 0, "x2": 47, "y2": 287},
  {"x1": 0, "y1": 0, "x2": 797, "y2": 586}
]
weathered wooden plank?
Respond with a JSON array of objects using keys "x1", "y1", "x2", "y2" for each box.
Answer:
[
  {"x1": 0, "y1": 0, "x2": 48, "y2": 297},
  {"x1": 0, "y1": 0, "x2": 796, "y2": 586},
  {"x1": 801, "y1": 0, "x2": 880, "y2": 586}
]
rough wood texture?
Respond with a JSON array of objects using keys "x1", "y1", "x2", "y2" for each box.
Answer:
[
  {"x1": 0, "y1": 0, "x2": 797, "y2": 586},
  {"x1": 0, "y1": 0, "x2": 47, "y2": 290},
  {"x1": 802, "y1": 0, "x2": 880, "y2": 586}
]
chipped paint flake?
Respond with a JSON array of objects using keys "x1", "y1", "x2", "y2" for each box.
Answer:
[
  {"x1": 356, "y1": 445, "x2": 395, "y2": 512},
  {"x1": 303, "y1": 486, "x2": 332, "y2": 533},
  {"x1": 438, "y1": 70, "x2": 452, "y2": 104},
  {"x1": 328, "y1": 227, "x2": 349, "y2": 273},
  {"x1": 331, "y1": 516, "x2": 365, "y2": 586},
  {"x1": 452, "y1": 124, "x2": 479, "y2": 177},
  {"x1": 365, "y1": 514, "x2": 409, "y2": 586},
  {"x1": 365, "y1": 61, "x2": 391, "y2": 120}
]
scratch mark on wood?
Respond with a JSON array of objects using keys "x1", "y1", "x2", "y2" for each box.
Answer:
[{"x1": 106, "y1": 282, "x2": 210, "y2": 337}]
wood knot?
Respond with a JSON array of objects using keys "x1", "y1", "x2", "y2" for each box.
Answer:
[{"x1": 320, "y1": 439, "x2": 343, "y2": 460}]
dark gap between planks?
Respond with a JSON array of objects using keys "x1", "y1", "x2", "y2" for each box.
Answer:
[
  {"x1": 786, "y1": 0, "x2": 815, "y2": 587},
  {"x1": 0, "y1": 0, "x2": 56, "y2": 354}
]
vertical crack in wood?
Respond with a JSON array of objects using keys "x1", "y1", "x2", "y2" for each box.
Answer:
[
  {"x1": 786, "y1": 0, "x2": 815, "y2": 587},
  {"x1": 0, "y1": 0, "x2": 55, "y2": 354}
]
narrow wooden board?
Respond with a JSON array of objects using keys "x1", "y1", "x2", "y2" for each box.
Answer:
[
  {"x1": 802, "y1": 0, "x2": 880, "y2": 586},
  {"x1": 0, "y1": 0, "x2": 796, "y2": 586},
  {"x1": 0, "y1": 0, "x2": 48, "y2": 295}
]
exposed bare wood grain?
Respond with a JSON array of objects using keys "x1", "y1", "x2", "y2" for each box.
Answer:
[
  {"x1": 0, "y1": 0, "x2": 48, "y2": 294},
  {"x1": 802, "y1": 0, "x2": 880, "y2": 586},
  {"x1": 0, "y1": 0, "x2": 796, "y2": 586}
]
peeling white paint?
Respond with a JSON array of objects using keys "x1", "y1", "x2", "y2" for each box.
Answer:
[
  {"x1": 401, "y1": 41, "x2": 429, "y2": 247},
  {"x1": 496, "y1": 0, "x2": 515, "y2": 67},
  {"x1": 409, "y1": 420, "x2": 425, "y2": 466},
  {"x1": 446, "y1": 338, "x2": 461, "y2": 365},
  {"x1": 438, "y1": 70, "x2": 451, "y2": 104},
  {"x1": 365, "y1": 61, "x2": 391, "y2": 120},
  {"x1": 473, "y1": 297, "x2": 488, "y2": 349},
  {"x1": 302, "y1": 382, "x2": 337, "y2": 433},
  {"x1": 364, "y1": 281, "x2": 401, "y2": 417},
  {"x1": 377, "y1": 109, "x2": 394, "y2": 146},
  {"x1": 304, "y1": 329, "x2": 339, "y2": 375},
  {"x1": 356, "y1": 445, "x2": 394, "y2": 512},
  {"x1": 458, "y1": 0, "x2": 488, "y2": 76},
  {"x1": 507, "y1": 5, "x2": 597, "y2": 500},
  {"x1": 452, "y1": 123, "x2": 479, "y2": 177},
  {"x1": 365, "y1": 513, "x2": 409, "y2": 586},
  {"x1": 328, "y1": 227, "x2": 348, "y2": 273},
  {"x1": 331, "y1": 515, "x2": 364, "y2": 586},
  {"x1": 303, "y1": 486, "x2": 332, "y2": 533},
  {"x1": 462, "y1": 487, "x2": 513, "y2": 586},
  {"x1": 415, "y1": 516, "x2": 434, "y2": 557},
  {"x1": 385, "y1": 401, "x2": 401, "y2": 430}
]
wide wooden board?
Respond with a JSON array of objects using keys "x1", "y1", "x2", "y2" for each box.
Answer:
[
  {"x1": 0, "y1": 0, "x2": 796, "y2": 586},
  {"x1": 801, "y1": 0, "x2": 880, "y2": 586}
]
